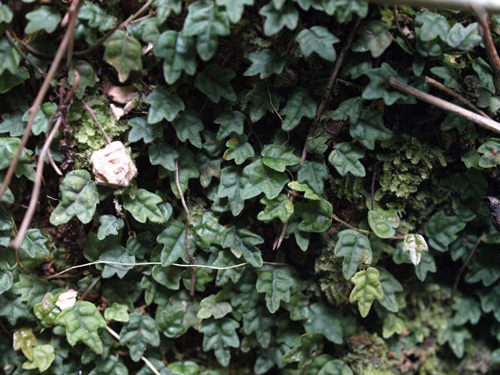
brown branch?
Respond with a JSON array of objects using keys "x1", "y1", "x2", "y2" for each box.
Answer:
[
  {"x1": 5, "y1": 30, "x2": 46, "y2": 77},
  {"x1": 0, "y1": 0, "x2": 83, "y2": 202},
  {"x1": 74, "y1": 0, "x2": 154, "y2": 56},
  {"x1": 451, "y1": 234, "x2": 484, "y2": 300},
  {"x1": 473, "y1": 4, "x2": 500, "y2": 93},
  {"x1": 18, "y1": 39, "x2": 53, "y2": 59},
  {"x1": 81, "y1": 100, "x2": 112, "y2": 145},
  {"x1": 393, "y1": 5, "x2": 414, "y2": 53},
  {"x1": 425, "y1": 76, "x2": 490, "y2": 118},
  {"x1": 10, "y1": 116, "x2": 64, "y2": 250},
  {"x1": 174, "y1": 160, "x2": 196, "y2": 296},
  {"x1": 79, "y1": 276, "x2": 101, "y2": 301},
  {"x1": 386, "y1": 76, "x2": 500, "y2": 134}
]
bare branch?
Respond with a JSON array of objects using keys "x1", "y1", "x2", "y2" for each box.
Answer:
[
  {"x1": 5, "y1": 30, "x2": 46, "y2": 77},
  {"x1": 81, "y1": 100, "x2": 112, "y2": 145}
]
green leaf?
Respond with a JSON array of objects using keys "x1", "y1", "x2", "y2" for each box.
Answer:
[
  {"x1": 295, "y1": 199, "x2": 333, "y2": 233},
  {"x1": 0, "y1": 137, "x2": 22, "y2": 170},
  {"x1": 430, "y1": 65, "x2": 460, "y2": 90},
  {"x1": 221, "y1": 227, "x2": 263, "y2": 267},
  {"x1": 303, "y1": 303, "x2": 343, "y2": 344},
  {"x1": 199, "y1": 318, "x2": 240, "y2": 366},
  {"x1": 182, "y1": 0, "x2": 230, "y2": 61},
  {"x1": 196, "y1": 153, "x2": 221, "y2": 187},
  {"x1": 212, "y1": 250, "x2": 244, "y2": 285},
  {"x1": 262, "y1": 144, "x2": 301, "y2": 172},
  {"x1": 145, "y1": 87, "x2": 185, "y2": 124},
  {"x1": 13, "y1": 327, "x2": 37, "y2": 361},
  {"x1": 446, "y1": 22, "x2": 482, "y2": 50},
  {"x1": 472, "y1": 57, "x2": 496, "y2": 94},
  {"x1": 25, "y1": 6, "x2": 61, "y2": 34},
  {"x1": 258, "y1": 194, "x2": 294, "y2": 223},
  {"x1": 259, "y1": 3, "x2": 298, "y2": 36},
  {"x1": 215, "y1": 109, "x2": 245, "y2": 140},
  {"x1": 100, "y1": 245, "x2": 135, "y2": 278},
  {"x1": 280, "y1": 88, "x2": 317, "y2": 131},
  {"x1": 22, "y1": 102, "x2": 57, "y2": 135},
  {"x1": 334, "y1": 229, "x2": 372, "y2": 279},
  {"x1": 156, "y1": 308, "x2": 186, "y2": 338},
  {"x1": 288, "y1": 181, "x2": 320, "y2": 200},
  {"x1": 0, "y1": 260, "x2": 13, "y2": 295},
  {"x1": 437, "y1": 322, "x2": 471, "y2": 358},
  {"x1": 382, "y1": 313, "x2": 406, "y2": 338},
  {"x1": 350, "y1": 109, "x2": 392, "y2": 149},
  {"x1": 198, "y1": 294, "x2": 233, "y2": 319},
  {"x1": 479, "y1": 285, "x2": 500, "y2": 322},
  {"x1": 89, "y1": 356, "x2": 128, "y2": 375},
  {"x1": 377, "y1": 267, "x2": 403, "y2": 313},
  {"x1": 332, "y1": 97, "x2": 363, "y2": 123},
  {"x1": 478, "y1": 138, "x2": 500, "y2": 168},
  {"x1": 216, "y1": 0, "x2": 254, "y2": 23},
  {"x1": 245, "y1": 82, "x2": 284, "y2": 122},
  {"x1": 415, "y1": 251, "x2": 437, "y2": 281},
  {"x1": 124, "y1": 189, "x2": 165, "y2": 224},
  {"x1": 367, "y1": 208, "x2": 399, "y2": 239},
  {"x1": 98, "y1": 215, "x2": 124, "y2": 240},
  {"x1": 104, "y1": 302, "x2": 129, "y2": 322},
  {"x1": 168, "y1": 361, "x2": 200, "y2": 375},
  {"x1": 154, "y1": 0, "x2": 182, "y2": 24},
  {"x1": 363, "y1": 64, "x2": 411, "y2": 105},
  {"x1": 155, "y1": 30, "x2": 196, "y2": 84},
  {"x1": 256, "y1": 265, "x2": 297, "y2": 313},
  {"x1": 452, "y1": 297, "x2": 481, "y2": 326},
  {"x1": 328, "y1": 142, "x2": 366, "y2": 177},
  {"x1": 0, "y1": 293, "x2": 34, "y2": 324},
  {"x1": 0, "y1": 4, "x2": 13, "y2": 24},
  {"x1": 415, "y1": 11, "x2": 450, "y2": 41},
  {"x1": 242, "y1": 305, "x2": 273, "y2": 347},
  {"x1": 223, "y1": 134, "x2": 255, "y2": 165},
  {"x1": 218, "y1": 166, "x2": 247, "y2": 216},
  {"x1": 351, "y1": 21, "x2": 391, "y2": 58},
  {"x1": 120, "y1": 311, "x2": 160, "y2": 362},
  {"x1": 192, "y1": 212, "x2": 225, "y2": 249},
  {"x1": 424, "y1": 211, "x2": 465, "y2": 252},
  {"x1": 55, "y1": 301, "x2": 107, "y2": 354},
  {"x1": 402, "y1": 234, "x2": 428, "y2": 265},
  {"x1": 244, "y1": 49, "x2": 285, "y2": 79},
  {"x1": 50, "y1": 170, "x2": 99, "y2": 225},
  {"x1": 69, "y1": 60, "x2": 97, "y2": 99},
  {"x1": 22, "y1": 344, "x2": 55, "y2": 372},
  {"x1": 157, "y1": 219, "x2": 192, "y2": 266},
  {"x1": 0, "y1": 67, "x2": 30, "y2": 94},
  {"x1": 195, "y1": 64, "x2": 236, "y2": 103},
  {"x1": 166, "y1": 147, "x2": 200, "y2": 197},
  {"x1": 296, "y1": 26, "x2": 339, "y2": 61},
  {"x1": 33, "y1": 292, "x2": 61, "y2": 327},
  {"x1": 0, "y1": 38, "x2": 20, "y2": 76},
  {"x1": 103, "y1": 30, "x2": 142, "y2": 83},
  {"x1": 152, "y1": 265, "x2": 183, "y2": 289},
  {"x1": 20, "y1": 228, "x2": 49, "y2": 257},
  {"x1": 350, "y1": 267, "x2": 383, "y2": 318},
  {"x1": 297, "y1": 161, "x2": 328, "y2": 195},
  {"x1": 128, "y1": 117, "x2": 163, "y2": 144},
  {"x1": 172, "y1": 110, "x2": 204, "y2": 148},
  {"x1": 149, "y1": 143, "x2": 179, "y2": 171},
  {"x1": 283, "y1": 333, "x2": 323, "y2": 369},
  {"x1": 79, "y1": 0, "x2": 116, "y2": 32},
  {"x1": 242, "y1": 159, "x2": 289, "y2": 200}
]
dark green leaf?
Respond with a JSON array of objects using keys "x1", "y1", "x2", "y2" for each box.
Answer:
[
  {"x1": 0, "y1": 38, "x2": 20, "y2": 76},
  {"x1": 216, "y1": 0, "x2": 254, "y2": 23},
  {"x1": 103, "y1": 30, "x2": 142, "y2": 83},
  {"x1": 245, "y1": 82, "x2": 284, "y2": 122},
  {"x1": 25, "y1": 6, "x2": 61, "y2": 34},
  {"x1": 145, "y1": 87, "x2": 185, "y2": 124},
  {"x1": 242, "y1": 305, "x2": 273, "y2": 347},
  {"x1": 415, "y1": 251, "x2": 437, "y2": 281},
  {"x1": 123, "y1": 189, "x2": 165, "y2": 224},
  {"x1": 192, "y1": 212, "x2": 225, "y2": 249},
  {"x1": 256, "y1": 265, "x2": 297, "y2": 313},
  {"x1": 157, "y1": 219, "x2": 192, "y2": 266},
  {"x1": 79, "y1": 1, "x2": 116, "y2": 32},
  {"x1": 296, "y1": 26, "x2": 339, "y2": 61},
  {"x1": 424, "y1": 211, "x2": 465, "y2": 252},
  {"x1": 297, "y1": 161, "x2": 328, "y2": 195},
  {"x1": 155, "y1": 31, "x2": 196, "y2": 84},
  {"x1": 363, "y1": 64, "x2": 411, "y2": 105},
  {"x1": 149, "y1": 143, "x2": 179, "y2": 171},
  {"x1": 222, "y1": 227, "x2": 263, "y2": 267},
  {"x1": 335, "y1": 229, "x2": 372, "y2": 279},
  {"x1": 128, "y1": 117, "x2": 163, "y2": 143},
  {"x1": 98, "y1": 215, "x2": 124, "y2": 240},
  {"x1": 244, "y1": 49, "x2": 285, "y2": 79},
  {"x1": 280, "y1": 88, "x2": 317, "y2": 131},
  {"x1": 172, "y1": 109, "x2": 203, "y2": 148},
  {"x1": 377, "y1": 267, "x2": 403, "y2": 313},
  {"x1": 223, "y1": 134, "x2": 255, "y2": 165},
  {"x1": 430, "y1": 65, "x2": 460, "y2": 90},
  {"x1": 218, "y1": 166, "x2": 247, "y2": 216},
  {"x1": 262, "y1": 144, "x2": 301, "y2": 172},
  {"x1": 20, "y1": 228, "x2": 49, "y2": 257},
  {"x1": 351, "y1": 21, "x2": 392, "y2": 58},
  {"x1": 453, "y1": 297, "x2": 481, "y2": 325},
  {"x1": 303, "y1": 303, "x2": 343, "y2": 344},
  {"x1": 350, "y1": 109, "x2": 392, "y2": 150},
  {"x1": 195, "y1": 64, "x2": 236, "y2": 103},
  {"x1": 0, "y1": 67, "x2": 30, "y2": 93},
  {"x1": 199, "y1": 318, "x2": 240, "y2": 366},
  {"x1": 447, "y1": 22, "x2": 482, "y2": 50},
  {"x1": 120, "y1": 311, "x2": 160, "y2": 362},
  {"x1": 215, "y1": 109, "x2": 245, "y2": 140},
  {"x1": 259, "y1": 3, "x2": 298, "y2": 36},
  {"x1": 242, "y1": 159, "x2": 289, "y2": 200},
  {"x1": 0, "y1": 293, "x2": 34, "y2": 324},
  {"x1": 100, "y1": 245, "x2": 135, "y2": 278},
  {"x1": 295, "y1": 199, "x2": 332, "y2": 233},
  {"x1": 328, "y1": 142, "x2": 366, "y2": 177},
  {"x1": 258, "y1": 194, "x2": 294, "y2": 223}
]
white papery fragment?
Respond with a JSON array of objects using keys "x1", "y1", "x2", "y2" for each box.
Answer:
[
  {"x1": 91, "y1": 141, "x2": 137, "y2": 187},
  {"x1": 403, "y1": 234, "x2": 428, "y2": 265}
]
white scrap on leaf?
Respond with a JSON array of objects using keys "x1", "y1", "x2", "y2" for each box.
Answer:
[
  {"x1": 91, "y1": 141, "x2": 138, "y2": 188},
  {"x1": 403, "y1": 234, "x2": 428, "y2": 265},
  {"x1": 56, "y1": 289, "x2": 78, "y2": 310}
]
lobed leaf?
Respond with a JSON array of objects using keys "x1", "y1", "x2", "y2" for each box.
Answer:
[{"x1": 350, "y1": 267, "x2": 384, "y2": 318}]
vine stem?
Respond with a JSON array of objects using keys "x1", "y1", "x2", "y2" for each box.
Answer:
[
  {"x1": 273, "y1": 17, "x2": 361, "y2": 250},
  {"x1": 363, "y1": 0, "x2": 500, "y2": 12},
  {"x1": 0, "y1": 0, "x2": 83, "y2": 202},
  {"x1": 451, "y1": 234, "x2": 484, "y2": 300},
  {"x1": 5, "y1": 30, "x2": 46, "y2": 77},
  {"x1": 175, "y1": 160, "x2": 196, "y2": 296},
  {"x1": 386, "y1": 76, "x2": 500, "y2": 134},
  {"x1": 105, "y1": 327, "x2": 161, "y2": 375}
]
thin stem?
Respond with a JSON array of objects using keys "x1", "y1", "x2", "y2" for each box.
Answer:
[
  {"x1": 175, "y1": 160, "x2": 196, "y2": 296},
  {"x1": 5, "y1": 30, "x2": 46, "y2": 77},
  {"x1": 81, "y1": 100, "x2": 112, "y2": 144},
  {"x1": 0, "y1": 0, "x2": 83, "y2": 202},
  {"x1": 10, "y1": 116, "x2": 64, "y2": 249},
  {"x1": 386, "y1": 76, "x2": 500, "y2": 134},
  {"x1": 425, "y1": 76, "x2": 490, "y2": 117},
  {"x1": 331, "y1": 213, "x2": 372, "y2": 235},
  {"x1": 393, "y1": 5, "x2": 414, "y2": 53},
  {"x1": 451, "y1": 234, "x2": 484, "y2": 300},
  {"x1": 79, "y1": 276, "x2": 101, "y2": 301}
]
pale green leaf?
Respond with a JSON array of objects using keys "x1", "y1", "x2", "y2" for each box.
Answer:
[
  {"x1": 415, "y1": 11, "x2": 450, "y2": 41},
  {"x1": 0, "y1": 38, "x2": 21, "y2": 76},
  {"x1": 259, "y1": 3, "x2": 298, "y2": 36},
  {"x1": 103, "y1": 30, "x2": 142, "y2": 83},
  {"x1": 98, "y1": 215, "x2": 124, "y2": 240},
  {"x1": 402, "y1": 234, "x2": 428, "y2": 265},
  {"x1": 197, "y1": 294, "x2": 233, "y2": 319},
  {"x1": 350, "y1": 267, "x2": 383, "y2": 318},
  {"x1": 368, "y1": 208, "x2": 399, "y2": 239},
  {"x1": 25, "y1": 6, "x2": 61, "y2": 34},
  {"x1": 351, "y1": 21, "x2": 392, "y2": 58},
  {"x1": 216, "y1": 0, "x2": 254, "y2": 23},
  {"x1": 223, "y1": 133, "x2": 255, "y2": 165},
  {"x1": 447, "y1": 22, "x2": 482, "y2": 50},
  {"x1": 20, "y1": 228, "x2": 49, "y2": 257},
  {"x1": 13, "y1": 327, "x2": 37, "y2": 361},
  {"x1": 104, "y1": 302, "x2": 129, "y2": 322},
  {"x1": 22, "y1": 344, "x2": 55, "y2": 372}
]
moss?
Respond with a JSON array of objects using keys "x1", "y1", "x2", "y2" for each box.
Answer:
[{"x1": 343, "y1": 333, "x2": 395, "y2": 375}]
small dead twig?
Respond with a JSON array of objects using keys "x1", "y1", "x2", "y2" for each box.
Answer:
[
  {"x1": 79, "y1": 276, "x2": 101, "y2": 301},
  {"x1": 425, "y1": 76, "x2": 490, "y2": 118},
  {"x1": 5, "y1": 30, "x2": 46, "y2": 77},
  {"x1": 273, "y1": 17, "x2": 361, "y2": 250},
  {"x1": 393, "y1": 5, "x2": 414, "y2": 53},
  {"x1": 386, "y1": 76, "x2": 500, "y2": 134},
  {"x1": 10, "y1": 117, "x2": 64, "y2": 250},
  {"x1": 451, "y1": 234, "x2": 484, "y2": 300},
  {"x1": 175, "y1": 160, "x2": 196, "y2": 296},
  {"x1": 81, "y1": 100, "x2": 112, "y2": 145},
  {"x1": 74, "y1": 0, "x2": 154, "y2": 56},
  {"x1": 473, "y1": 5, "x2": 500, "y2": 93},
  {"x1": 0, "y1": 0, "x2": 83, "y2": 202}
]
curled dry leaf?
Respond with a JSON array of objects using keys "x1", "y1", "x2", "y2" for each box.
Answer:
[
  {"x1": 91, "y1": 141, "x2": 138, "y2": 187},
  {"x1": 56, "y1": 289, "x2": 78, "y2": 310}
]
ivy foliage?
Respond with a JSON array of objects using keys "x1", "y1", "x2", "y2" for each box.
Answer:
[{"x1": 1, "y1": 1, "x2": 500, "y2": 374}]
